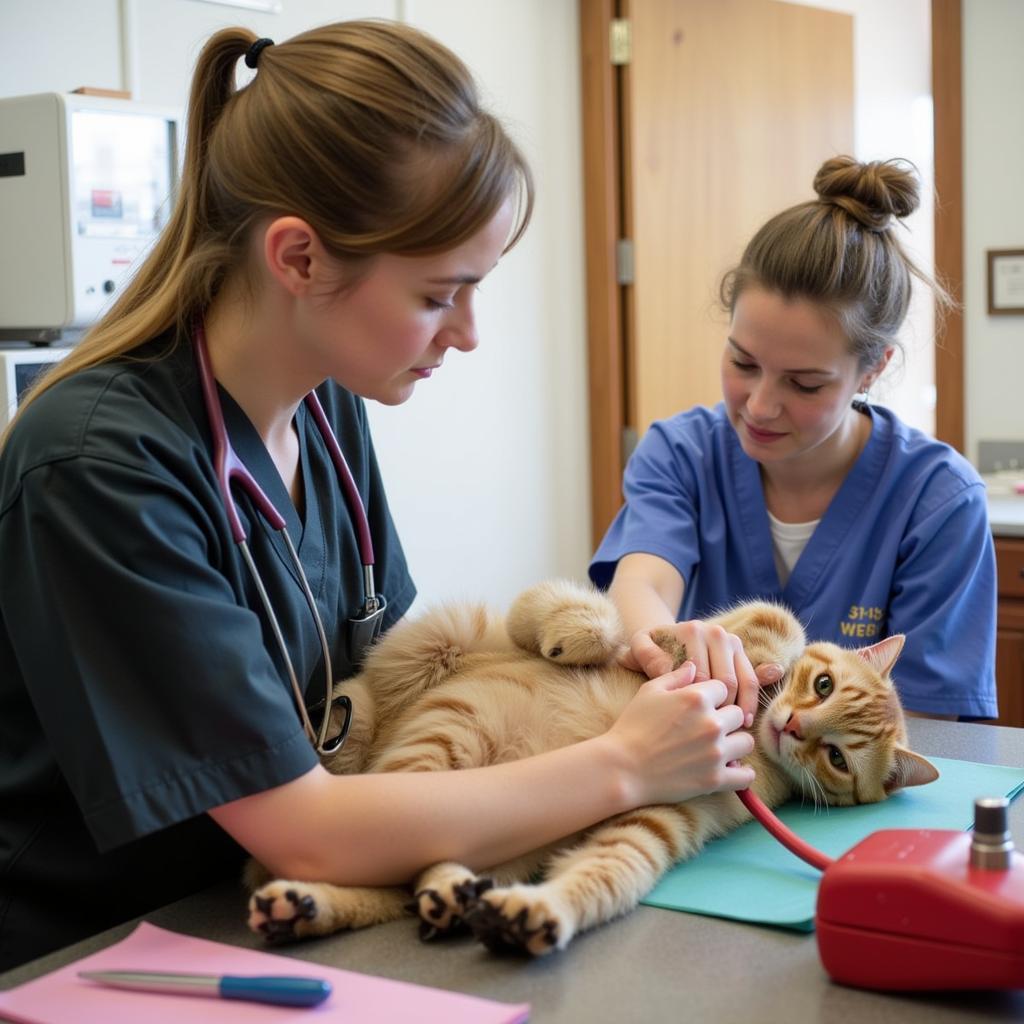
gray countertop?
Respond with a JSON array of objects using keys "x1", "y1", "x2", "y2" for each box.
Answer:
[
  {"x1": 990, "y1": 495, "x2": 1024, "y2": 537},
  {"x1": 2, "y1": 718, "x2": 1023, "y2": 1022},
  {"x1": 985, "y1": 473, "x2": 1024, "y2": 537}
]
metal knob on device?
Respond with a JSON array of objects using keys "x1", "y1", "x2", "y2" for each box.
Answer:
[{"x1": 970, "y1": 796, "x2": 1015, "y2": 870}]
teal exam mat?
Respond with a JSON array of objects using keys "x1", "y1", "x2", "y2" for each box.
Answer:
[{"x1": 642, "y1": 756, "x2": 1024, "y2": 931}]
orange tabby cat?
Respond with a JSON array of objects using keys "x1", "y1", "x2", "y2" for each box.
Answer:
[{"x1": 247, "y1": 579, "x2": 938, "y2": 955}]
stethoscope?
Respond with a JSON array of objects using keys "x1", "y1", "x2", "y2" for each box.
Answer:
[{"x1": 192, "y1": 317, "x2": 387, "y2": 756}]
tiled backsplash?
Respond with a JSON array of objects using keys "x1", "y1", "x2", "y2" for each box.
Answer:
[{"x1": 978, "y1": 440, "x2": 1024, "y2": 474}]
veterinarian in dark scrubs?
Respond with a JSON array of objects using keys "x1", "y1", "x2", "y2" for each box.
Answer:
[{"x1": 0, "y1": 21, "x2": 758, "y2": 970}]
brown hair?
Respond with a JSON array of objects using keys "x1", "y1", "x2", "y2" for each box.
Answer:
[
  {"x1": 5, "y1": 20, "x2": 533, "y2": 438},
  {"x1": 720, "y1": 156, "x2": 950, "y2": 372}
]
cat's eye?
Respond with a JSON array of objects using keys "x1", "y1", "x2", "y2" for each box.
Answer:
[
  {"x1": 813, "y1": 673, "x2": 833, "y2": 698},
  {"x1": 826, "y1": 745, "x2": 848, "y2": 772}
]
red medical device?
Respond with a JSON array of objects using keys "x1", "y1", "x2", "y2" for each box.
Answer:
[{"x1": 736, "y1": 789, "x2": 1024, "y2": 991}]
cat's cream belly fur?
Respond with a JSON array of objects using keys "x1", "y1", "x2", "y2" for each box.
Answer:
[
  {"x1": 246, "y1": 579, "x2": 937, "y2": 955},
  {"x1": 369, "y1": 664, "x2": 639, "y2": 773}
]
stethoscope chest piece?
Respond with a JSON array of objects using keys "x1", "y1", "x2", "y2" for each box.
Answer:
[{"x1": 349, "y1": 595, "x2": 388, "y2": 665}]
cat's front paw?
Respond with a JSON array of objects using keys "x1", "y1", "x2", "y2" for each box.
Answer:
[
  {"x1": 507, "y1": 580, "x2": 623, "y2": 666},
  {"x1": 248, "y1": 881, "x2": 321, "y2": 941},
  {"x1": 650, "y1": 628, "x2": 688, "y2": 670},
  {"x1": 465, "y1": 883, "x2": 572, "y2": 956},
  {"x1": 411, "y1": 862, "x2": 493, "y2": 940}
]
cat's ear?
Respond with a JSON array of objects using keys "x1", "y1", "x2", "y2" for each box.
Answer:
[
  {"x1": 884, "y1": 747, "x2": 940, "y2": 793},
  {"x1": 856, "y1": 634, "x2": 905, "y2": 677}
]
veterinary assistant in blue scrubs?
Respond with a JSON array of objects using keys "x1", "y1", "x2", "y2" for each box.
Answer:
[
  {"x1": 591, "y1": 157, "x2": 997, "y2": 722},
  {"x1": 0, "y1": 21, "x2": 759, "y2": 971}
]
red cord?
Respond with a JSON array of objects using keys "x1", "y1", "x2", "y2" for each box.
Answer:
[{"x1": 736, "y1": 789, "x2": 834, "y2": 872}]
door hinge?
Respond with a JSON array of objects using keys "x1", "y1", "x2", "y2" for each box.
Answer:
[
  {"x1": 610, "y1": 18, "x2": 631, "y2": 65},
  {"x1": 616, "y1": 238, "x2": 634, "y2": 285},
  {"x1": 621, "y1": 426, "x2": 638, "y2": 468}
]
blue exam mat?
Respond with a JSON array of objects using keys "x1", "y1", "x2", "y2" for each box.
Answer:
[{"x1": 641, "y1": 756, "x2": 1024, "y2": 931}]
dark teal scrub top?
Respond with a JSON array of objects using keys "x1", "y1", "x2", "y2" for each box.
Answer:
[{"x1": 0, "y1": 334, "x2": 416, "y2": 970}]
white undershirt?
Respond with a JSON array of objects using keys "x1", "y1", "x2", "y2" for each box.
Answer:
[{"x1": 767, "y1": 510, "x2": 820, "y2": 586}]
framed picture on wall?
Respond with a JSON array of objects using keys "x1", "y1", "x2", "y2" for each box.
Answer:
[{"x1": 987, "y1": 249, "x2": 1024, "y2": 315}]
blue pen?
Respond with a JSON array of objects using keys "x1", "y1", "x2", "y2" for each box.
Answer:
[{"x1": 78, "y1": 969, "x2": 332, "y2": 1008}]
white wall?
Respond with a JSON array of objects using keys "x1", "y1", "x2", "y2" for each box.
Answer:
[
  {"x1": 367, "y1": 1, "x2": 590, "y2": 611},
  {"x1": 0, "y1": 0, "x2": 122, "y2": 95},
  {"x1": 963, "y1": 0, "x2": 1024, "y2": 463},
  {"x1": 0, "y1": 0, "x2": 590, "y2": 615},
  {"x1": 122, "y1": 0, "x2": 395, "y2": 105}
]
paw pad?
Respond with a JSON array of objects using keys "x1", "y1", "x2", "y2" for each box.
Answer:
[
  {"x1": 465, "y1": 897, "x2": 561, "y2": 956},
  {"x1": 412, "y1": 875, "x2": 493, "y2": 942},
  {"x1": 249, "y1": 888, "x2": 317, "y2": 942}
]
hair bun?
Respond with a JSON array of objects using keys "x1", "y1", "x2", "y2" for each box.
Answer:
[{"x1": 813, "y1": 155, "x2": 920, "y2": 231}]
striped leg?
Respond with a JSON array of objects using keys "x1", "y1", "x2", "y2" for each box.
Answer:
[{"x1": 465, "y1": 805, "x2": 702, "y2": 956}]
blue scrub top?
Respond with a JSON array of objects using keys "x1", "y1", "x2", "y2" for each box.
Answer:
[{"x1": 590, "y1": 403, "x2": 997, "y2": 719}]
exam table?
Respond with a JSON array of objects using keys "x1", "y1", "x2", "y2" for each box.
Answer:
[{"x1": 3, "y1": 718, "x2": 1023, "y2": 1023}]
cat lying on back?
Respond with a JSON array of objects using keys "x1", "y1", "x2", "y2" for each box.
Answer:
[{"x1": 247, "y1": 579, "x2": 938, "y2": 956}]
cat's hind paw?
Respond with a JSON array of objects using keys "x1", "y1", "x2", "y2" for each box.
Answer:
[
  {"x1": 411, "y1": 862, "x2": 493, "y2": 941},
  {"x1": 464, "y1": 884, "x2": 571, "y2": 956},
  {"x1": 247, "y1": 882, "x2": 321, "y2": 942},
  {"x1": 248, "y1": 879, "x2": 410, "y2": 942}
]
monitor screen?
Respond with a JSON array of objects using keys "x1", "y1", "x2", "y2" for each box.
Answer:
[
  {"x1": 70, "y1": 109, "x2": 175, "y2": 241},
  {"x1": 14, "y1": 359, "x2": 55, "y2": 402}
]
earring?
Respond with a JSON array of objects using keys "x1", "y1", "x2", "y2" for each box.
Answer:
[{"x1": 853, "y1": 380, "x2": 872, "y2": 407}]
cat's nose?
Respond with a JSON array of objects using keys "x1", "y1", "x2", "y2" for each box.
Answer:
[{"x1": 782, "y1": 712, "x2": 803, "y2": 739}]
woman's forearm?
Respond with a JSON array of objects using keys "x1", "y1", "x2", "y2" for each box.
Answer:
[
  {"x1": 213, "y1": 735, "x2": 631, "y2": 884},
  {"x1": 608, "y1": 574, "x2": 677, "y2": 636},
  {"x1": 321, "y1": 736, "x2": 635, "y2": 881}
]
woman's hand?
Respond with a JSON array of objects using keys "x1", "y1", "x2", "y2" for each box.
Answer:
[
  {"x1": 619, "y1": 622, "x2": 782, "y2": 727},
  {"x1": 604, "y1": 664, "x2": 756, "y2": 807}
]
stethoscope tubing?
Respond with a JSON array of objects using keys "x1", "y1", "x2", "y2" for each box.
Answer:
[
  {"x1": 236, "y1": 535, "x2": 332, "y2": 751},
  {"x1": 192, "y1": 316, "x2": 375, "y2": 756}
]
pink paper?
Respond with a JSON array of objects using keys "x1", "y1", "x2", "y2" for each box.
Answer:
[{"x1": 0, "y1": 922, "x2": 530, "y2": 1024}]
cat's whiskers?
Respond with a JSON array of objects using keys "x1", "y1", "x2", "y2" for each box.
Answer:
[
  {"x1": 800, "y1": 763, "x2": 829, "y2": 814},
  {"x1": 793, "y1": 764, "x2": 814, "y2": 811}
]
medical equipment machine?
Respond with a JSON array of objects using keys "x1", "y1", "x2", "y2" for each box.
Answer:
[
  {"x1": 737, "y1": 788, "x2": 1024, "y2": 990},
  {"x1": 193, "y1": 318, "x2": 386, "y2": 757},
  {"x1": 0, "y1": 345, "x2": 73, "y2": 428},
  {"x1": 0, "y1": 91, "x2": 180, "y2": 341}
]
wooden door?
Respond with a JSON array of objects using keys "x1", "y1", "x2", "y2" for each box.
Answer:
[{"x1": 581, "y1": 0, "x2": 854, "y2": 545}]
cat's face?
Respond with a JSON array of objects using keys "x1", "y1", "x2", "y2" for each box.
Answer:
[{"x1": 756, "y1": 635, "x2": 938, "y2": 806}]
